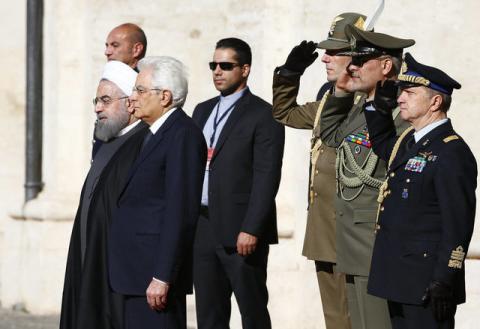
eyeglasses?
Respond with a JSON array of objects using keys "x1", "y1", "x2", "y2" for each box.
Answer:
[
  {"x1": 132, "y1": 86, "x2": 163, "y2": 95},
  {"x1": 208, "y1": 61, "x2": 241, "y2": 71},
  {"x1": 93, "y1": 95, "x2": 128, "y2": 106},
  {"x1": 350, "y1": 55, "x2": 390, "y2": 68}
]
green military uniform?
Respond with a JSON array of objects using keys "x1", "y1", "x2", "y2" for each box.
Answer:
[
  {"x1": 319, "y1": 24, "x2": 415, "y2": 329},
  {"x1": 271, "y1": 12, "x2": 374, "y2": 329},
  {"x1": 272, "y1": 69, "x2": 350, "y2": 329}
]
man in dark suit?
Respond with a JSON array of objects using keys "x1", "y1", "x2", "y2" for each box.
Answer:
[
  {"x1": 364, "y1": 53, "x2": 477, "y2": 328},
  {"x1": 192, "y1": 38, "x2": 285, "y2": 329},
  {"x1": 108, "y1": 56, "x2": 207, "y2": 329}
]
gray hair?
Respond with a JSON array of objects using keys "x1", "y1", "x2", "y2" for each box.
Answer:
[
  {"x1": 138, "y1": 56, "x2": 188, "y2": 108},
  {"x1": 426, "y1": 88, "x2": 452, "y2": 113}
]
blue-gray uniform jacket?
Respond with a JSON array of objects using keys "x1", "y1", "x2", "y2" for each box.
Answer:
[{"x1": 365, "y1": 109, "x2": 477, "y2": 305}]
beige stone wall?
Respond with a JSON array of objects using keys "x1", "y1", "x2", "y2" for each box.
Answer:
[{"x1": 1, "y1": 0, "x2": 480, "y2": 328}]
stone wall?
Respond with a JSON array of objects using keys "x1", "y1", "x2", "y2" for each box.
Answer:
[{"x1": 1, "y1": 1, "x2": 480, "y2": 328}]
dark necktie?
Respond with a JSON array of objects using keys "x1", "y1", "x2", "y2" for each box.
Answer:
[
  {"x1": 405, "y1": 134, "x2": 416, "y2": 151},
  {"x1": 141, "y1": 130, "x2": 153, "y2": 151}
]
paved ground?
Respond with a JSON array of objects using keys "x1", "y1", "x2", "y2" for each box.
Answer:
[{"x1": 0, "y1": 309, "x2": 59, "y2": 329}]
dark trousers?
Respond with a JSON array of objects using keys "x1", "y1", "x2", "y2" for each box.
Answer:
[
  {"x1": 388, "y1": 300, "x2": 456, "y2": 329},
  {"x1": 193, "y1": 215, "x2": 271, "y2": 329},
  {"x1": 124, "y1": 293, "x2": 186, "y2": 329}
]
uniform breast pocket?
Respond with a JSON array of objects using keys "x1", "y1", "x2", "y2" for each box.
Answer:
[
  {"x1": 353, "y1": 208, "x2": 377, "y2": 224},
  {"x1": 401, "y1": 239, "x2": 438, "y2": 265},
  {"x1": 400, "y1": 175, "x2": 423, "y2": 203}
]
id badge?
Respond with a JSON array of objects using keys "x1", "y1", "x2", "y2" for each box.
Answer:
[{"x1": 206, "y1": 148, "x2": 214, "y2": 171}]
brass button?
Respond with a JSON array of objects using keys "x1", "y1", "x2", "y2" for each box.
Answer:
[{"x1": 389, "y1": 172, "x2": 395, "y2": 178}]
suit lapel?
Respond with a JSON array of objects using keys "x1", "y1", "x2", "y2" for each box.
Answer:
[
  {"x1": 121, "y1": 109, "x2": 184, "y2": 195},
  {"x1": 196, "y1": 97, "x2": 219, "y2": 128},
  {"x1": 211, "y1": 90, "x2": 251, "y2": 162},
  {"x1": 344, "y1": 98, "x2": 368, "y2": 137},
  {"x1": 390, "y1": 120, "x2": 453, "y2": 171}
]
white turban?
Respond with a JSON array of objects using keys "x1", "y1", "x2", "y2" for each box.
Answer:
[{"x1": 101, "y1": 60, "x2": 137, "y2": 96}]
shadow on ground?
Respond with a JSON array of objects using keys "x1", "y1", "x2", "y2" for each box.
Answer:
[{"x1": 0, "y1": 309, "x2": 59, "y2": 329}]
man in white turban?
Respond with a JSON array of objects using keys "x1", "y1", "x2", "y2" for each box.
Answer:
[{"x1": 60, "y1": 60, "x2": 149, "y2": 329}]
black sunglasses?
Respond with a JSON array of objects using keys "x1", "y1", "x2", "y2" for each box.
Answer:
[
  {"x1": 350, "y1": 54, "x2": 390, "y2": 68},
  {"x1": 208, "y1": 61, "x2": 241, "y2": 71}
]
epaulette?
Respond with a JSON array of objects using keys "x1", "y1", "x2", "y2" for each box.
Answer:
[
  {"x1": 354, "y1": 95, "x2": 362, "y2": 105},
  {"x1": 443, "y1": 135, "x2": 459, "y2": 143}
]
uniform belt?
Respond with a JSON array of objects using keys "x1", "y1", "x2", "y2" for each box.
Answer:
[{"x1": 200, "y1": 205, "x2": 209, "y2": 218}]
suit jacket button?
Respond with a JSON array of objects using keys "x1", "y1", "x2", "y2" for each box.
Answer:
[
  {"x1": 423, "y1": 253, "x2": 428, "y2": 257},
  {"x1": 389, "y1": 172, "x2": 395, "y2": 178},
  {"x1": 406, "y1": 178, "x2": 411, "y2": 183},
  {"x1": 380, "y1": 206, "x2": 385, "y2": 211},
  {"x1": 376, "y1": 224, "x2": 381, "y2": 230}
]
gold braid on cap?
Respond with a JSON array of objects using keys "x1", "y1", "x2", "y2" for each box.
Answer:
[
  {"x1": 398, "y1": 60, "x2": 431, "y2": 87},
  {"x1": 397, "y1": 73, "x2": 431, "y2": 87}
]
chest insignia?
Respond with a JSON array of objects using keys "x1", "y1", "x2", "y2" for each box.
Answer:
[
  {"x1": 418, "y1": 151, "x2": 438, "y2": 162},
  {"x1": 405, "y1": 156, "x2": 427, "y2": 173},
  {"x1": 345, "y1": 127, "x2": 372, "y2": 148}
]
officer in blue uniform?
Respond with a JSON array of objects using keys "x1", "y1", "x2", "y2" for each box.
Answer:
[{"x1": 363, "y1": 52, "x2": 477, "y2": 328}]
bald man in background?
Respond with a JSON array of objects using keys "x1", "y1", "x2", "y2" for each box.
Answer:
[
  {"x1": 104, "y1": 23, "x2": 147, "y2": 71},
  {"x1": 93, "y1": 23, "x2": 148, "y2": 158}
]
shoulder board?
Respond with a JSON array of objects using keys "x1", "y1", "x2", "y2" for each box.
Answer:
[
  {"x1": 353, "y1": 92, "x2": 367, "y2": 105},
  {"x1": 443, "y1": 135, "x2": 459, "y2": 143},
  {"x1": 354, "y1": 95, "x2": 362, "y2": 105}
]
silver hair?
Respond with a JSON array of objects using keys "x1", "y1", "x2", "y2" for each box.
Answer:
[{"x1": 138, "y1": 56, "x2": 188, "y2": 108}]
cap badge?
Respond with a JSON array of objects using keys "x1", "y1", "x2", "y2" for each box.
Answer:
[
  {"x1": 329, "y1": 16, "x2": 344, "y2": 36},
  {"x1": 350, "y1": 35, "x2": 356, "y2": 50},
  {"x1": 354, "y1": 17, "x2": 365, "y2": 30}
]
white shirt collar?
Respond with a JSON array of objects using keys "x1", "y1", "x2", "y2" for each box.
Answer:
[
  {"x1": 414, "y1": 118, "x2": 449, "y2": 142},
  {"x1": 117, "y1": 119, "x2": 141, "y2": 137},
  {"x1": 149, "y1": 107, "x2": 178, "y2": 134}
]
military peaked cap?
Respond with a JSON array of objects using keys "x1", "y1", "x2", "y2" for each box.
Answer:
[
  {"x1": 397, "y1": 52, "x2": 461, "y2": 95},
  {"x1": 344, "y1": 24, "x2": 415, "y2": 57},
  {"x1": 317, "y1": 12, "x2": 367, "y2": 50}
]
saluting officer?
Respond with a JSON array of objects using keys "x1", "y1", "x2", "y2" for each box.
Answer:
[
  {"x1": 272, "y1": 13, "x2": 368, "y2": 329},
  {"x1": 319, "y1": 24, "x2": 414, "y2": 329},
  {"x1": 364, "y1": 53, "x2": 477, "y2": 328}
]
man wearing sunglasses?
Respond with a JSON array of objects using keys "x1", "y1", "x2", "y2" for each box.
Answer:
[
  {"x1": 192, "y1": 38, "x2": 285, "y2": 329},
  {"x1": 60, "y1": 60, "x2": 147, "y2": 329},
  {"x1": 272, "y1": 12, "x2": 368, "y2": 329},
  {"x1": 319, "y1": 25, "x2": 414, "y2": 329}
]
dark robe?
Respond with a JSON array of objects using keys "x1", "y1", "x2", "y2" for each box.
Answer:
[{"x1": 60, "y1": 122, "x2": 148, "y2": 329}]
